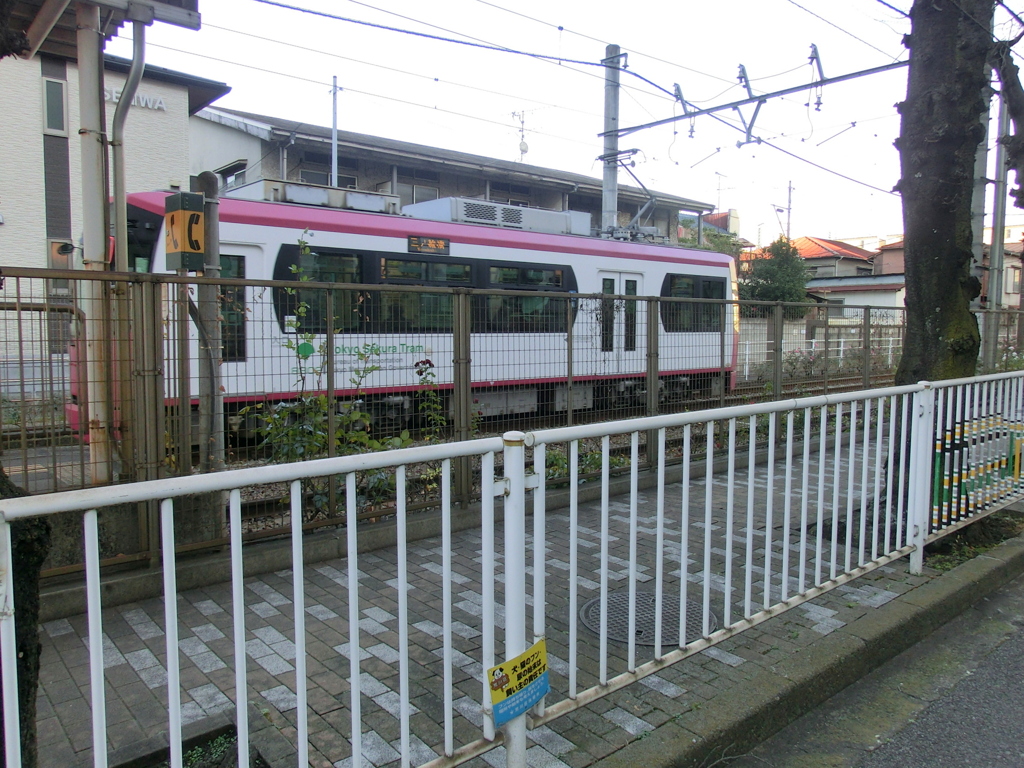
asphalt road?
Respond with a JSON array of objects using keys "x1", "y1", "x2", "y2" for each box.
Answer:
[{"x1": 726, "y1": 568, "x2": 1024, "y2": 768}]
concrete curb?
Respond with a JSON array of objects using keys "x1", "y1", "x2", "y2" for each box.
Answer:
[{"x1": 592, "y1": 532, "x2": 1024, "y2": 768}]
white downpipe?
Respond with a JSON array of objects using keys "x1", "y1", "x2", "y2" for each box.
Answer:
[{"x1": 112, "y1": 20, "x2": 146, "y2": 272}]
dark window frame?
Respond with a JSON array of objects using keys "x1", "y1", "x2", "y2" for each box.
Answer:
[{"x1": 660, "y1": 273, "x2": 727, "y2": 332}]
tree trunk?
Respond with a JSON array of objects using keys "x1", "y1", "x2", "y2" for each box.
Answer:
[
  {"x1": 895, "y1": 0, "x2": 995, "y2": 385},
  {"x1": 0, "y1": 464, "x2": 51, "y2": 768}
]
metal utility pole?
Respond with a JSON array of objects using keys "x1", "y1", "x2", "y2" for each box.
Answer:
[
  {"x1": 601, "y1": 44, "x2": 621, "y2": 235},
  {"x1": 984, "y1": 95, "x2": 1010, "y2": 369},
  {"x1": 786, "y1": 181, "x2": 792, "y2": 239},
  {"x1": 197, "y1": 172, "x2": 225, "y2": 475},
  {"x1": 331, "y1": 75, "x2": 339, "y2": 187}
]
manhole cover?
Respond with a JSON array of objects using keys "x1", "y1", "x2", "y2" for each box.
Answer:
[{"x1": 579, "y1": 591, "x2": 717, "y2": 646}]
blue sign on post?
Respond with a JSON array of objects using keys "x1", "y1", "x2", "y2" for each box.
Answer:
[{"x1": 487, "y1": 638, "x2": 550, "y2": 727}]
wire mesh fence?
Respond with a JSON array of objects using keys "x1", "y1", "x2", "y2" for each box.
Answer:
[{"x1": 0, "y1": 267, "x2": 915, "y2": 573}]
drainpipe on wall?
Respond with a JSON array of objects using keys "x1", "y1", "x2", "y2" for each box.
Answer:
[{"x1": 112, "y1": 13, "x2": 151, "y2": 272}]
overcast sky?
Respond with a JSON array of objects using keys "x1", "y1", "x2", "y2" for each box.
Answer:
[{"x1": 105, "y1": 0, "x2": 1024, "y2": 245}]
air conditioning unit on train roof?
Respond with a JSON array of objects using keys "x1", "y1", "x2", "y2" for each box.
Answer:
[
  {"x1": 404, "y1": 197, "x2": 591, "y2": 236},
  {"x1": 223, "y1": 179, "x2": 401, "y2": 215}
]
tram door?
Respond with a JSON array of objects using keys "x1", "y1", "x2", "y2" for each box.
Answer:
[{"x1": 596, "y1": 271, "x2": 645, "y2": 375}]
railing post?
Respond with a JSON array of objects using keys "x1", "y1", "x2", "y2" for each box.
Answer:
[
  {"x1": 645, "y1": 298, "x2": 659, "y2": 463},
  {"x1": 908, "y1": 382, "x2": 935, "y2": 575},
  {"x1": 502, "y1": 430, "x2": 528, "y2": 768},
  {"x1": 0, "y1": 515, "x2": 21, "y2": 768}
]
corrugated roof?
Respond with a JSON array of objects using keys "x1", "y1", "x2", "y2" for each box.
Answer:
[{"x1": 201, "y1": 106, "x2": 714, "y2": 213}]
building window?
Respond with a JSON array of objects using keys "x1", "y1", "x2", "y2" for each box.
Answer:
[
  {"x1": 489, "y1": 181, "x2": 530, "y2": 206},
  {"x1": 216, "y1": 160, "x2": 248, "y2": 189},
  {"x1": 42, "y1": 78, "x2": 67, "y2": 136},
  {"x1": 376, "y1": 180, "x2": 439, "y2": 208},
  {"x1": 1006, "y1": 266, "x2": 1021, "y2": 294},
  {"x1": 301, "y1": 169, "x2": 357, "y2": 188}
]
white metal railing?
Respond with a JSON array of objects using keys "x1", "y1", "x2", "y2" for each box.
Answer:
[{"x1": 3, "y1": 372, "x2": 1024, "y2": 768}]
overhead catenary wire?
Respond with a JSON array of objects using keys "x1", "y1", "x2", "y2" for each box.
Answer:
[
  {"x1": 784, "y1": 0, "x2": 904, "y2": 59},
  {"x1": 247, "y1": 0, "x2": 688, "y2": 105},
  {"x1": 759, "y1": 138, "x2": 898, "y2": 195},
  {"x1": 139, "y1": 40, "x2": 595, "y2": 150},
  {"x1": 202, "y1": 22, "x2": 603, "y2": 120},
  {"x1": 127, "y1": 1, "x2": 908, "y2": 217},
  {"x1": 875, "y1": 0, "x2": 909, "y2": 17},
  {"x1": 470, "y1": 0, "x2": 739, "y2": 86}
]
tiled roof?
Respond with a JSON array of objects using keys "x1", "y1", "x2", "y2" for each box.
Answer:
[{"x1": 791, "y1": 236, "x2": 875, "y2": 261}]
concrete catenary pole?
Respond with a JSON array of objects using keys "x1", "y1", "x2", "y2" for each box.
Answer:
[
  {"x1": 601, "y1": 44, "x2": 621, "y2": 236},
  {"x1": 77, "y1": 1, "x2": 112, "y2": 485},
  {"x1": 331, "y1": 75, "x2": 339, "y2": 188}
]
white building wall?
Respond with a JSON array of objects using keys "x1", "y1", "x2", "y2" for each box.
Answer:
[
  {"x1": 0, "y1": 55, "x2": 193, "y2": 271},
  {"x1": 821, "y1": 289, "x2": 905, "y2": 309},
  {"x1": 189, "y1": 116, "x2": 266, "y2": 180},
  {"x1": 0, "y1": 57, "x2": 48, "y2": 270},
  {"x1": 101, "y1": 69, "x2": 191, "y2": 193}
]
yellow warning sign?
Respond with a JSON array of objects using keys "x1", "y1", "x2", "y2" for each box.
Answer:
[
  {"x1": 164, "y1": 209, "x2": 204, "y2": 255},
  {"x1": 487, "y1": 638, "x2": 549, "y2": 725},
  {"x1": 164, "y1": 192, "x2": 206, "y2": 271}
]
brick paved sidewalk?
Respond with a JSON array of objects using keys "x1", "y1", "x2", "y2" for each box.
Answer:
[{"x1": 34, "y1": 446, "x2": 935, "y2": 768}]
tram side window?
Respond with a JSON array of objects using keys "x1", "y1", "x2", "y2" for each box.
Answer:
[
  {"x1": 221, "y1": 255, "x2": 246, "y2": 362},
  {"x1": 126, "y1": 204, "x2": 163, "y2": 272},
  {"x1": 698, "y1": 278, "x2": 727, "y2": 332},
  {"x1": 273, "y1": 245, "x2": 362, "y2": 334},
  {"x1": 660, "y1": 275, "x2": 695, "y2": 332},
  {"x1": 477, "y1": 265, "x2": 571, "y2": 333},
  {"x1": 379, "y1": 258, "x2": 470, "y2": 332}
]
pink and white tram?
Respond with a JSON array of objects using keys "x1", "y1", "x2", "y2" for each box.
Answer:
[{"x1": 69, "y1": 190, "x2": 739, "y2": 435}]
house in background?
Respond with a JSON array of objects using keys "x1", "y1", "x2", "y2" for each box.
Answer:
[
  {"x1": 870, "y1": 237, "x2": 1024, "y2": 310},
  {"x1": 789, "y1": 236, "x2": 876, "y2": 277},
  {"x1": 738, "y1": 235, "x2": 876, "y2": 277},
  {"x1": 805, "y1": 273, "x2": 906, "y2": 310},
  {"x1": 190, "y1": 106, "x2": 713, "y2": 243},
  {"x1": 873, "y1": 239, "x2": 905, "y2": 275}
]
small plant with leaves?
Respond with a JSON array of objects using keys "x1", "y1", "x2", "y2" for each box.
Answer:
[
  {"x1": 414, "y1": 358, "x2": 447, "y2": 442},
  {"x1": 242, "y1": 232, "x2": 410, "y2": 522}
]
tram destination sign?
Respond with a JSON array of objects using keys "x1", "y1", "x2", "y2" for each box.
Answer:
[{"x1": 407, "y1": 236, "x2": 450, "y2": 255}]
